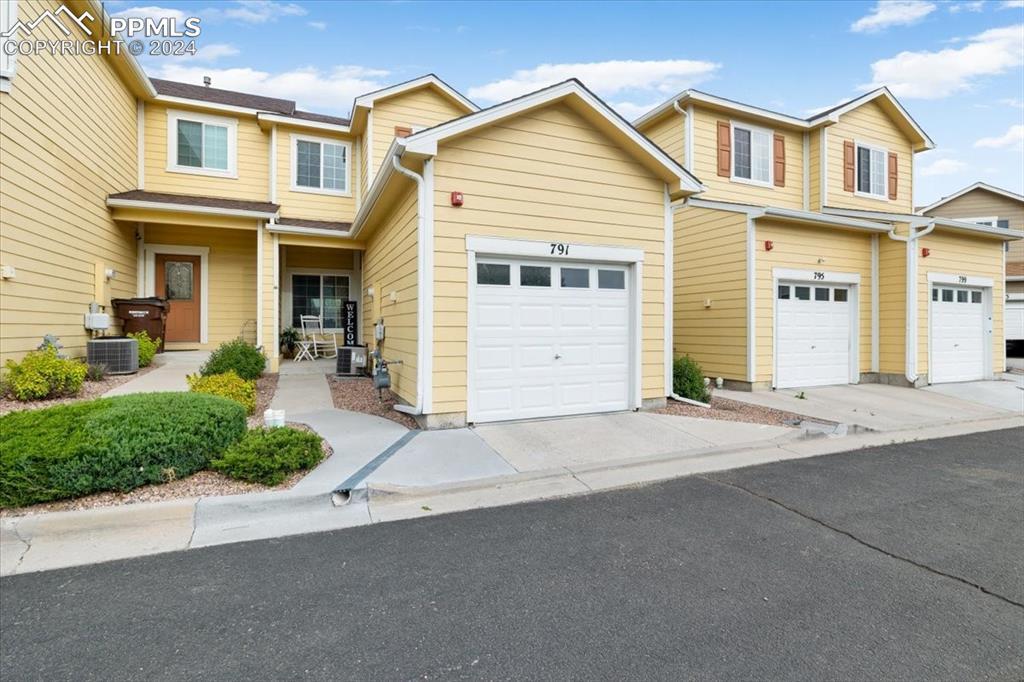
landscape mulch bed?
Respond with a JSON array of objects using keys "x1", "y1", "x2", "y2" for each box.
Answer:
[
  {"x1": 327, "y1": 375, "x2": 419, "y2": 429},
  {"x1": 655, "y1": 395, "x2": 814, "y2": 427},
  {"x1": 0, "y1": 365, "x2": 157, "y2": 416}
]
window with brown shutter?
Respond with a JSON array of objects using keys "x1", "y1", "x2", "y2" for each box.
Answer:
[
  {"x1": 717, "y1": 121, "x2": 731, "y2": 177},
  {"x1": 843, "y1": 140, "x2": 855, "y2": 192},
  {"x1": 394, "y1": 126, "x2": 413, "y2": 138},
  {"x1": 773, "y1": 134, "x2": 785, "y2": 187},
  {"x1": 888, "y1": 152, "x2": 898, "y2": 200}
]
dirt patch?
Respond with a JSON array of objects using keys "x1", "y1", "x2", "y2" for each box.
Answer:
[
  {"x1": 328, "y1": 376, "x2": 418, "y2": 429},
  {"x1": 0, "y1": 365, "x2": 158, "y2": 416},
  {"x1": 655, "y1": 395, "x2": 813, "y2": 427},
  {"x1": 0, "y1": 419, "x2": 334, "y2": 519},
  {"x1": 247, "y1": 373, "x2": 280, "y2": 428}
]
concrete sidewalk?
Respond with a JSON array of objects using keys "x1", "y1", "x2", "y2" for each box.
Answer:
[
  {"x1": 103, "y1": 350, "x2": 209, "y2": 395},
  {"x1": 3, "y1": 412, "x2": 1019, "y2": 577}
]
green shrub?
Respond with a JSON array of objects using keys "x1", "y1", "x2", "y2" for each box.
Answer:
[
  {"x1": 86, "y1": 363, "x2": 108, "y2": 382},
  {"x1": 673, "y1": 355, "x2": 711, "y2": 404},
  {"x1": 0, "y1": 392, "x2": 246, "y2": 507},
  {"x1": 187, "y1": 370, "x2": 256, "y2": 414},
  {"x1": 128, "y1": 331, "x2": 160, "y2": 367},
  {"x1": 211, "y1": 427, "x2": 323, "y2": 486},
  {"x1": 4, "y1": 347, "x2": 88, "y2": 401},
  {"x1": 200, "y1": 339, "x2": 266, "y2": 380}
]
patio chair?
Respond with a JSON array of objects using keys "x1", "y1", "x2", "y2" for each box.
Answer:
[{"x1": 299, "y1": 315, "x2": 338, "y2": 359}]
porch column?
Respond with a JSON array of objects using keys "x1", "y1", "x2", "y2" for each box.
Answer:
[{"x1": 261, "y1": 226, "x2": 280, "y2": 372}]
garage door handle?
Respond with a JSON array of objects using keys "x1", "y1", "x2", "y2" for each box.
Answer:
[{"x1": 554, "y1": 354, "x2": 562, "y2": 359}]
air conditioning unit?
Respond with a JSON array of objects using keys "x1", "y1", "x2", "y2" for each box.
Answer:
[
  {"x1": 336, "y1": 345, "x2": 368, "y2": 376},
  {"x1": 86, "y1": 338, "x2": 139, "y2": 375}
]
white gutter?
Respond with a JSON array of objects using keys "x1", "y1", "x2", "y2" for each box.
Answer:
[
  {"x1": 267, "y1": 223, "x2": 354, "y2": 239},
  {"x1": 885, "y1": 218, "x2": 936, "y2": 384},
  {"x1": 389, "y1": 154, "x2": 429, "y2": 417},
  {"x1": 257, "y1": 112, "x2": 351, "y2": 134}
]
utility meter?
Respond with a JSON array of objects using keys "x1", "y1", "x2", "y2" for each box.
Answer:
[{"x1": 374, "y1": 319, "x2": 386, "y2": 342}]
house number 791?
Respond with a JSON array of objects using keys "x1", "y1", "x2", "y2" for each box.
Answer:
[{"x1": 550, "y1": 243, "x2": 570, "y2": 255}]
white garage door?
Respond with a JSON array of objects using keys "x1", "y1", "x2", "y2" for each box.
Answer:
[
  {"x1": 471, "y1": 258, "x2": 631, "y2": 423},
  {"x1": 776, "y1": 283, "x2": 851, "y2": 389},
  {"x1": 931, "y1": 286, "x2": 986, "y2": 383},
  {"x1": 1006, "y1": 300, "x2": 1024, "y2": 342}
]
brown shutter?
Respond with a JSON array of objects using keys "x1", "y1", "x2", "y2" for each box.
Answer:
[
  {"x1": 716, "y1": 121, "x2": 731, "y2": 177},
  {"x1": 773, "y1": 134, "x2": 786, "y2": 187},
  {"x1": 394, "y1": 126, "x2": 413, "y2": 138},
  {"x1": 843, "y1": 140, "x2": 856, "y2": 192},
  {"x1": 888, "y1": 152, "x2": 898, "y2": 200}
]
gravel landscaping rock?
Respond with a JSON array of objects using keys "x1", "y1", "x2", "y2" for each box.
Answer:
[
  {"x1": 328, "y1": 375, "x2": 418, "y2": 429},
  {"x1": 655, "y1": 395, "x2": 812, "y2": 427},
  {"x1": 247, "y1": 373, "x2": 280, "y2": 428}
]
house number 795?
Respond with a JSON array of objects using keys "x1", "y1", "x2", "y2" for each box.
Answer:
[
  {"x1": 813, "y1": 271, "x2": 825, "y2": 280},
  {"x1": 550, "y1": 243, "x2": 570, "y2": 255}
]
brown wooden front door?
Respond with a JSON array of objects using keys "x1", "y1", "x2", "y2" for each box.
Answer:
[{"x1": 155, "y1": 254, "x2": 201, "y2": 343}]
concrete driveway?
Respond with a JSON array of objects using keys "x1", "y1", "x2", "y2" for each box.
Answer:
[
  {"x1": 922, "y1": 374, "x2": 1024, "y2": 414},
  {"x1": 715, "y1": 382, "x2": 1018, "y2": 432}
]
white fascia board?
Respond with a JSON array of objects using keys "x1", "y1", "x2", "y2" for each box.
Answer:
[
  {"x1": 823, "y1": 207, "x2": 928, "y2": 224},
  {"x1": 106, "y1": 197, "x2": 277, "y2": 220},
  {"x1": 404, "y1": 80, "x2": 703, "y2": 193},
  {"x1": 154, "y1": 94, "x2": 262, "y2": 117},
  {"x1": 353, "y1": 74, "x2": 477, "y2": 113},
  {"x1": 84, "y1": 0, "x2": 157, "y2": 98},
  {"x1": 931, "y1": 218, "x2": 1023, "y2": 240},
  {"x1": 268, "y1": 223, "x2": 354, "y2": 238},
  {"x1": 827, "y1": 207, "x2": 1019, "y2": 239},
  {"x1": 1006, "y1": 275, "x2": 1024, "y2": 282},
  {"x1": 686, "y1": 198, "x2": 887, "y2": 232},
  {"x1": 806, "y1": 88, "x2": 934, "y2": 151},
  {"x1": 257, "y1": 113, "x2": 351, "y2": 134},
  {"x1": 634, "y1": 89, "x2": 807, "y2": 130},
  {"x1": 917, "y1": 182, "x2": 1024, "y2": 214}
]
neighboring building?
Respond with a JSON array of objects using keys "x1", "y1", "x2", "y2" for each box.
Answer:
[
  {"x1": 1, "y1": 1, "x2": 1018, "y2": 430},
  {"x1": 918, "y1": 182, "x2": 1024, "y2": 347},
  {"x1": 635, "y1": 89, "x2": 1018, "y2": 390}
]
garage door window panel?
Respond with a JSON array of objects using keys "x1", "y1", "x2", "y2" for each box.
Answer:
[
  {"x1": 778, "y1": 285, "x2": 790, "y2": 299},
  {"x1": 834, "y1": 288, "x2": 848, "y2": 302},
  {"x1": 477, "y1": 263, "x2": 510, "y2": 286},
  {"x1": 794, "y1": 286, "x2": 810, "y2": 300},
  {"x1": 520, "y1": 265, "x2": 551, "y2": 287},
  {"x1": 598, "y1": 270, "x2": 626, "y2": 290},
  {"x1": 560, "y1": 268, "x2": 589, "y2": 288}
]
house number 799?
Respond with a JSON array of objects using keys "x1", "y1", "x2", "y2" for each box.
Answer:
[{"x1": 550, "y1": 243, "x2": 570, "y2": 255}]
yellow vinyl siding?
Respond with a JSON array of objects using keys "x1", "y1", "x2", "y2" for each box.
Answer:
[
  {"x1": 431, "y1": 102, "x2": 667, "y2": 414},
  {"x1": 144, "y1": 102, "x2": 269, "y2": 201},
  {"x1": 370, "y1": 86, "x2": 468, "y2": 179},
  {"x1": 878, "y1": 233, "x2": 907, "y2": 375},
  {"x1": 690, "y1": 106, "x2": 804, "y2": 210},
  {"x1": 284, "y1": 246, "x2": 356, "y2": 270},
  {"x1": 275, "y1": 125, "x2": 357, "y2": 222},
  {"x1": 642, "y1": 112, "x2": 685, "y2": 166},
  {"x1": 922, "y1": 189, "x2": 1024, "y2": 268},
  {"x1": 144, "y1": 224, "x2": 258, "y2": 347},
  {"x1": 916, "y1": 230, "x2": 1006, "y2": 375},
  {"x1": 361, "y1": 182, "x2": 419, "y2": 407},
  {"x1": 673, "y1": 206, "x2": 748, "y2": 380},
  {"x1": 754, "y1": 220, "x2": 873, "y2": 383},
  {"x1": 826, "y1": 100, "x2": 914, "y2": 213},
  {"x1": 0, "y1": 0, "x2": 137, "y2": 365}
]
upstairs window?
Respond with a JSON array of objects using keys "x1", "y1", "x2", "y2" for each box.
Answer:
[
  {"x1": 964, "y1": 217, "x2": 1010, "y2": 229},
  {"x1": 856, "y1": 143, "x2": 887, "y2": 198},
  {"x1": 292, "y1": 135, "x2": 350, "y2": 195},
  {"x1": 167, "y1": 110, "x2": 237, "y2": 177},
  {"x1": 732, "y1": 123, "x2": 772, "y2": 185}
]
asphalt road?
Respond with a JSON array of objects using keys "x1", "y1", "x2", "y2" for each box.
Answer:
[{"x1": 2, "y1": 428, "x2": 1022, "y2": 681}]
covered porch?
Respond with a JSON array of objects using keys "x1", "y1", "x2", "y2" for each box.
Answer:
[{"x1": 107, "y1": 191, "x2": 364, "y2": 371}]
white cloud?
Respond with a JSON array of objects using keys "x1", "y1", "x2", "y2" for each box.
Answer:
[
  {"x1": 308, "y1": 21, "x2": 327, "y2": 30},
  {"x1": 467, "y1": 59, "x2": 720, "y2": 104},
  {"x1": 851, "y1": 1, "x2": 936, "y2": 32},
  {"x1": 804, "y1": 97, "x2": 853, "y2": 116},
  {"x1": 610, "y1": 101, "x2": 663, "y2": 120},
  {"x1": 949, "y1": 1, "x2": 986, "y2": 13},
  {"x1": 974, "y1": 123, "x2": 1024, "y2": 148},
  {"x1": 999, "y1": 1, "x2": 1024, "y2": 8},
  {"x1": 189, "y1": 43, "x2": 240, "y2": 62},
  {"x1": 920, "y1": 157, "x2": 968, "y2": 175},
  {"x1": 113, "y1": 5, "x2": 187, "y2": 23},
  {"x1": 1000, "y1": 97, "x2": 1024, "y2": 107},
  {"x1": 149, "y1": 64, "x2": 389, "y2": 115},
  {"x1": 214, "y1": 1, "x2": 307, "y2": 24},
  {"x1": 861, "y1": 24, "x2": 1024, "y2": 98}
]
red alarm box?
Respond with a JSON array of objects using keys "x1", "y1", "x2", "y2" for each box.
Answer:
[{"x1": 450, "y1": 191, "x2": 464, "y2": 207}]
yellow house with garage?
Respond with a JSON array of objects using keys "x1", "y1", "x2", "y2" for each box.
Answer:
[
  {"x1": 635, "y1": 88, "x2": 1019, "y2": 390},
  {"x1": 0, "y1": 0, "x2": 702, "y2": 428}
]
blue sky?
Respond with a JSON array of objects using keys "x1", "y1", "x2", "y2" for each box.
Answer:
[{"x1": 112, "y1": 0, "x2": 1024, "y2": 205}]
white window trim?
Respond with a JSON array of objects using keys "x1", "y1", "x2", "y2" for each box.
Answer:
[
  {"x1": 290, "y1": 133, "x2": 352, "y2": 197},
  {"x1": 143, "y1": 244, "x2": 209, "y2": 345},
  {"x1": 960, "y1": 216, "x2": 999, "y2": 227},
  {"x1": 282, "y1": 267, "x2": 361, "y2": 335},
  {"x1": 0, "y1": 0, "x2": 17, "y2": 88},
  {"x1": 853, "y1": 140, "x2": 888, "y2": 201},
  {"x1": 166, "y1": 109, "x2": 238, "y2": 179},
  {"x1": 730, "y1": 120, "x2": 774, "y2": 188}
]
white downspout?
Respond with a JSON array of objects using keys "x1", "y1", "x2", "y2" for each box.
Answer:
[
  {"x1": 886, "y1": 219, "x2": 936, "y2": 384},
  {"x1": 390, "y1": 153, "x2": 427, "y2": 416}
]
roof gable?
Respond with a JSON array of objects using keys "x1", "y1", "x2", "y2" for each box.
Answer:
[{"x1": 918, "y1": 182, "x2": 1024, "y2": 214}]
